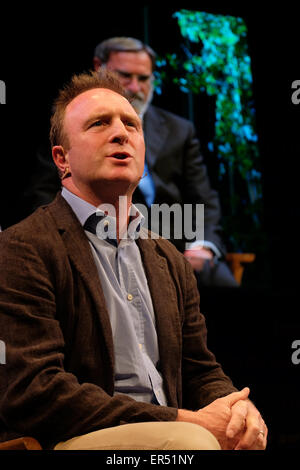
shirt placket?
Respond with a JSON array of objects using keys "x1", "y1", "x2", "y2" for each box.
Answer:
[{"x1": 118, "y1": 243, "x2": 144, "y2": 352}]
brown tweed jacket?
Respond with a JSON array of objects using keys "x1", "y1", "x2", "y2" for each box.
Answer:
[{"x1": 0, "y1": 193, "x2": 236, "y2": 448}]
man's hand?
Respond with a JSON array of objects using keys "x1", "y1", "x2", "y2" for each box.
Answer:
[
  {"x1": 176, "y1": 387, "x2": 267, "y2": 450},
  {"x1": 226, "y1": 398, "x2": 268, "y2": 450},
  {"x1": 184, "y1": 246, "x2": 214, "y2": 271}
]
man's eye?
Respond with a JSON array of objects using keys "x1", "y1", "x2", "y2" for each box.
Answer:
[
  {"x1": 139, "y1": 76, "x2": 150, "y2": 82},
  {"x1": 92, "y1": 120, "x2": 103, "y2": 127},
  {"x1": 118, "y1": 71, "x2": 131, "y2": 79}
]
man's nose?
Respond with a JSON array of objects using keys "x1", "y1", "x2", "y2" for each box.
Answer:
[
  {"x1": 109, "y1": 120, "x2": 129, "y2": 144},
  {"x1": 126, "y1": 76, "x2": 141, "y2": 94}
]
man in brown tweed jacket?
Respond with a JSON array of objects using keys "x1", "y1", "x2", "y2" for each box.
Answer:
[{"x1": 0, "y1": 70, "x2": 267, "y2": 451}]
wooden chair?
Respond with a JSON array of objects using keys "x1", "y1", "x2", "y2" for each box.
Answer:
[
  {"x1": 226, "y1": 253, "x2": 256, "y2": 285},
  {"x1": 0, "y1": 437, "x2": 42, "y2": 450}
]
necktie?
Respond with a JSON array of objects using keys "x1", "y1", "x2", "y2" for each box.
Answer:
[
  {"x1": 83, "y1": 213, "x2": 117, "y2": 247},
  {"x1": 83, "y1": 212, "x2": 142, "y2": 246}
]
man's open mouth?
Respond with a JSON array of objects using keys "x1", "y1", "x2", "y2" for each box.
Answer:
[{"x1": 108, "y1": 153, "x2": 131, "y2": 160}]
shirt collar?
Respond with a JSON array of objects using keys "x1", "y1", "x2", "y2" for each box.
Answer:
[{"x1": 61, "y1": 187, "x2": 144, "y2": 240}]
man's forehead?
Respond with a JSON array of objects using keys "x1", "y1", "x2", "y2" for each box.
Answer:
[
  {"x1": 65, "y1": 87, "x2": 137, "y2": 121},
  {"x1": 107, "y1": 50, "x2": 152, "y2": 70}
]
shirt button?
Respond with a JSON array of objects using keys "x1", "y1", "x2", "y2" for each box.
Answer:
[{"x1": 127, "y1": 293, "x2": 133, "y2": 301}]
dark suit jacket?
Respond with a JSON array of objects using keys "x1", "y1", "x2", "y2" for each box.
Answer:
[
  {"x1": 0, "y1": 194, "x2": 236, "y2": 448},
  {"x1": 135, "y1": 105, "x2": 225, "y2": 253}
]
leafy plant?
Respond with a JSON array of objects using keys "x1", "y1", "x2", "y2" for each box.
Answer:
[{"x1": 154, "y1": 10, "x2": 263, "y2": 251}]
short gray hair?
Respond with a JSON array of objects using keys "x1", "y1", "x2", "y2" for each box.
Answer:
[{"x1": 94, "y1": 37, "x2": 157, "y2": 71}]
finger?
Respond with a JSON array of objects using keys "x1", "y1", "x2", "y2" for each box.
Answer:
[
  {"x1": 235, "y1": 417, "x2": 267, "y2": 450},
  {"x1": 226, "y1": 400, "x2": 248, "y2": 439},
  {"x1": 225, "y1": 387, "x2": 250, "y2": 407},
  {"x1": 255, "y1": 427, "x2": 268, "y2": 450},
  {"x1": 254, "y1": 420, "x2": 268, "y2": 450},
  {"x1": 235, "y1": 428, "x2": 267, "y2": 450},
  {"x1": 184, "y1": 249, "x2": 213, "y2": 259}
]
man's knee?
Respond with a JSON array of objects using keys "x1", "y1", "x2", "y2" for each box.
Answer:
[
  {"x1": 54, "y1": 421, "x2": 221, "y2": 451},
  {"x1": 160, "y1": 422, "x2": 220, "y2": 450}
]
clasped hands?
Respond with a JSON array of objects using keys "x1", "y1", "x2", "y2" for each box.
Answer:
[
  {"x1": 177, "y1": 387, "x2": 267, "y2": 450},
  {"x1": 184, "y1": 246, "x2": 214, "y2": 272}
]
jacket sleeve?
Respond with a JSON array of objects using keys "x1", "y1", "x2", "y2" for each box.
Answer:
[
  {"x1": 0, "y1": 229, "x2": 177, "y2": 448},
  {"x1": 180, "y1": 255, "x2": 237, "y2": 409}
]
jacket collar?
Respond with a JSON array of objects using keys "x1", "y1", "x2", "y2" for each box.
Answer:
[{"x1": 144, "y1": 105, "x2": 169, "y2": 169}]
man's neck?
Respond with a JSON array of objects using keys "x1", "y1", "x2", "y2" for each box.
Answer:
[{"x1": 62, "y1": 179, "x2": 134, "y2": 242}]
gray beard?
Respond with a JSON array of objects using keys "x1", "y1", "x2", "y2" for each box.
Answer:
[{"x1": 130, "y1": 85, "x2": 154, "y2": 119}]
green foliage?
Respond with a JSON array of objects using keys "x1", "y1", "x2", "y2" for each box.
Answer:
[{"x1": 155, "y1": 9, "x2": 263, "y2": 251}]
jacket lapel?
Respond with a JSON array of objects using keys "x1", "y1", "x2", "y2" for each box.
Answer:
[
  {"x1": 144, "y1": 105, "x2": 169, "y2": 169},
  {"x1": 48, "y1": 194, "x2": 115, "y2": 373},
  {"x1": 137, "y1": 234, "x2": 182, "y2": 405}
]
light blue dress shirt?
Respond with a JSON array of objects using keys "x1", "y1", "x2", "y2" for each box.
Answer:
[
  {"x1": 61, "y1": 188, "x2": 167, "y2": 406},
  {"x1": 138, "y1": 159, "x2": 156, "y2": 206}
]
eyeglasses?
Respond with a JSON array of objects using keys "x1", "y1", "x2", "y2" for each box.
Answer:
[{"x1": 115, "y1": 70, "x2": 153, "y2": 85}]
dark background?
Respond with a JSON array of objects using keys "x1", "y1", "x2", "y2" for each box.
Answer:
[{"x1": 0, "y1": 2, "x2": 299, "y2": 451}]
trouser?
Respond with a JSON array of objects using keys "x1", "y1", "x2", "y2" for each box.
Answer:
[{"x1": 54, "y1": 421, "x2": 220, "y2": 450}]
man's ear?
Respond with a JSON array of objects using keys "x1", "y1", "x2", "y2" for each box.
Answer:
[
  {"x1": 52, "y1": 146, "x2": 69, "y2": 174},
  {"x1": 93, "y1": 56, "x2": 102, "y2": 71}
]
